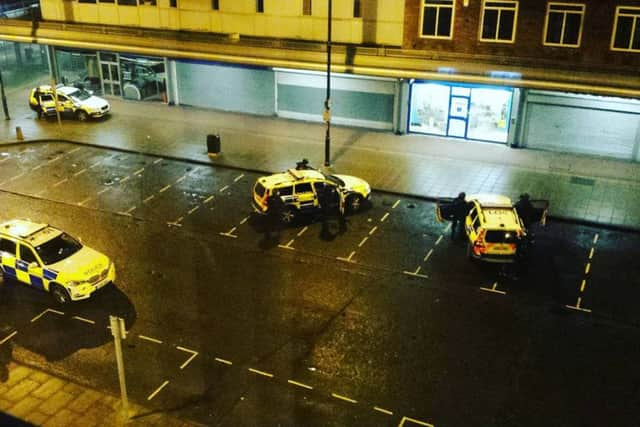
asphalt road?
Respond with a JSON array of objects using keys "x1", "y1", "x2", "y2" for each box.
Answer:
[{"x1": 1, "y1": 142, "x2": 640, "y2": 427}]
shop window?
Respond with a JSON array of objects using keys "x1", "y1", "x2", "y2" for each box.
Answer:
[
  {"x1": 212, "y1": 0, "x2": 219, "y2": 10},
  {"x1": 612, "y1": 6, "x2": 640, "y2": 51},
  {"x1": 99, "y1": 0, "x2": 115, "y2": 3},
  {"x1": 543, "y1": 3, "x2": 584, "y2": 47},
  {"x1": 420, "y1": 0, "x2": 454, "y2": 39},
  {"x1": 479, "y1": 0, "x2": 518, "y2": 43},
  {"x1": 120, "y1": 56, "x2": 166, "y2": 102},
  {"x1": 140, "y1": 0, "x2": 156, "y2": 5},
  {"x1": 256, "y1": 0, "x2": 264, "y2": 13},
  {"x1": 78, "y1": 0, "x2": 97, "y2": 3},
  {"x1": 118, "y1": 0, "x2": 138, "y2": 5},
  {"x1": 170, "y1": 0, "x2": 177, "y2": 7},
  {"x1": 302, "y1": 0, "x2": 311, "y2": 16},
  {"x1": 353, "y1": 0, "x2": 361, "y2": 18}
]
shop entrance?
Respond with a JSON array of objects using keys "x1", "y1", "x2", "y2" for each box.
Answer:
[
  {"x1": 409, "y1": 82, "x2": 513, "y2": 143},
  {"x1": 99, "y1": 53, "x2": 121, "y2": 96}
]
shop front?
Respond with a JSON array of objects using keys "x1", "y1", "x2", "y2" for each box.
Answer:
[{"x1": 409, "y1": 81, "x2": 514, "y2": 144}]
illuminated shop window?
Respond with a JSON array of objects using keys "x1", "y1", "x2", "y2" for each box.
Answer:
[
  {"x1": 544, "y1": 3, "x2": 585, "y2": 47},
  {"x1": 303, "y1": 0, "x2": 311, "y2": 15},
  {"x1": 420, "y1": 0, "x2": 454, "y2": 39},
  {"x1": 611, "y1": 6, "x2": 640, "y2": 51},
  {"x1": 479, "y1": 0, "x2": 518, "y2": 43}
]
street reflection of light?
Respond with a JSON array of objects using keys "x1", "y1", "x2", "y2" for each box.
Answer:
[
  {"x1": 488, "y1": 70, "x2": 522, "y2": 79},
  {"x1": 438, "y1": 67, "x2": 456, "y2": 74}
]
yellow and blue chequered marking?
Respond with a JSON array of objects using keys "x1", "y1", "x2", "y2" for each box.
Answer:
[{"x1": 1, "y1": 254, "x2": 57, "y2": 291}]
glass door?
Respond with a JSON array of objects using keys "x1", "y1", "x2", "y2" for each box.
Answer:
[{"x1": 99, "y1": 52, "x2": 121, "y2": 96}]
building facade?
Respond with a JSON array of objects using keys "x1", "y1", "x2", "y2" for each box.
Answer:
[{"x1": 1, "y1": 0, "x2": 639, "y2": 161}]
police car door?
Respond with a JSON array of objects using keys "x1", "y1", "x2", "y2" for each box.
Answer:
[
  {"x1": 57, "y1": 94, "x2": 73, "y2": 114},
  {"x1": 18, "y1": 244, "x2": 46, "y2": 290},
  {"x1": 0, "y1": 237, "x2": 18, "y2": 280},
  {"x1": 294, "y1": 182, "x2": 315, "y2": 211}
]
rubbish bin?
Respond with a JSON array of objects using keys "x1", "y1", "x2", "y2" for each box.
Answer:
[{"x1": 207, "y1": 134, "x2": 221, "y2": 156}]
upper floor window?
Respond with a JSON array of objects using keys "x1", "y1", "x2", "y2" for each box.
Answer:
[
  {"x1": 611, "y1": 6, "x2": 640, "y2": 52},
  {"x1": 118, "y1": 0, "x2": 138, "y2": 5},
  {"x1": 479, "y1": 1, "x2": 518, "y2": 43},
  {"x1": 353, "y1": 0, "x2": 362, "y2": 18},
  {"x1": 212, "y1": 0, "x2": 219, "y2": 10},
  {"x1": 543, "y1": 3, "x2": 585, "y2": 47},
  {"x1": 420, "y1": 0, "x2": 455, "y2": 39},
  {"x1": 78, "y1": 0, "x2": 97, "y2": 3},
  {"x1": 302, "y1": 0, "x2": 311, "y2": 15},
  {"x1": 256, "y1": 0, "x2": 264, "y2": 13}
]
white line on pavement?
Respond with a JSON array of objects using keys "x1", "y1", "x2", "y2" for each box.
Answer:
[
  {"x1": 73, "y1": 168, "x2": 87, "y2": 177},
  {"x1": 72, "y1": 316, "x2": 95, "y2": 325},
  {"x1": 358, "y1": 237, "x2": 368, "y2": 247},
  {"x1": 214, "y1": 357, "x2": 233, "y2": 365},
  {"x1": 78, "y1": 196, "x2": 92, "y2": 206},
  {"x1": 176, "y1": 175, "x2": 186, "y2": 183},
  {"x1": 381, "y1": 212, "x2": 389, "y2": 222},
  {"x1": 0, "y1": 331, "x2": 17, "y2": 345},
  {"x1": 239, "y1": 216, "x2": 250, "y2": 225},
  {"x1": 143, "y1": 194, "x2": 155, "y2": 204},
  {"x1": 31, "y1": 308, "x2": 64, "y2": 322},
  {"x1": 133, "y1": 167, "x2": 145, "y2": 175},
  {"x1": 138, "y1": 335, "x2": 163, "y2": 344},
  {"x1": 53, "y1": 178, "x2": 68, "y2": 187},
  {"x1": 249, "y1": 368, "x2": 274, "y2": 378},
  {"x1": 287, "y1": 380, "x2": 313, "y2": 390},
  {"x1": 159, "y1": 184, "x2": 171, "y2": 193},
  {"x1": 297, "y1": 226, "x2": 308, "y2": 236},
  {"x1": 97, "y1": 187, "x2": 111, "y2": 195},
  {"x1": 369, "y1": 226, "x2": 378, "y2": 235},
  {"x1": 119, "y1": 175, "x2": 130, "y2": 184},
  {"x1": 331, "y1": 393, "x2": 357, "y2": 404},
  {"x1": 147, "y1": 380, "x2": 170, "y2": 401},
  {"x1": 219, "y1": 185, "x2": 229, "y2": 193},
  {"x1": 204, "y1": 195, "x2": 214, "y2": 204},
  {"x1": 234, "y1": 174, "x2": 244, "y2": 182},
  {"x1": 392, "y1": 199, "x2": 400, "y2": 209},
  {"x1": 373, "y1": 406, "x2": 393, "y2": 415},
  {"x1": 423, "y1": 249, "x2": 434, "y2": 262},
  {"x1": 153, "y1": 158, "x2": 163, "y2": 164},
  {"x1": 188, "y1": 206, "x2": 200, "y2": 215},
  {"x1": 435, "y1": 235, "x2": 443, "y2": 245},
  {"x1": 125, "y1": 206, "x2": 137, "y2": 214},
  {"x1": 176, "y1": 346, "x2": 199, "y2": 369}
]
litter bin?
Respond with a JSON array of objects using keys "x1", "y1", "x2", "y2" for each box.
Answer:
[{"x1": 207, "y1": 134, "x2": 221, "y2": 156}]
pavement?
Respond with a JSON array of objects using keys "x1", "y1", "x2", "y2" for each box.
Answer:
[{"x1": 1, "y1": 81, "x2": 640, "y2": 426}]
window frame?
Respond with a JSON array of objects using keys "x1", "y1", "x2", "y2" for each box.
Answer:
[
  {"x1": 611, "y1": 6, "x2": 640, "y2": 52},
  {"x1": 212, "y1": 0, "x2": 219, "y2": 10},
  {"x1": 353, "y1": 0, "x2": 362, "y2": 18},
  {"x1": 256, "y1": 0, "x2": 264, "y2": 13},
  {"x1": 419, "y1": 0, "x2": 455, "y2": 40},
  {"x1": 478, "y1": 0, "x2": 518, "y2": 44},
  {"x1": 543, "y1": 2, "x2": 586, "y2": 48},
  {"x1": 302, "y1": 0, "x2": 311, "y2": 16}
]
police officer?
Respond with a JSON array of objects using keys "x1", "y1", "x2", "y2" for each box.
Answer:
[
  {"x1": 265, "y1": 190, "x2": 285, "y2": 241},
  {"x1": 450, "y1": 192, "x2": 467, "y2": 239},
  {"x1": 515, "y1": 193, "x2": 534, "y2": 229}
]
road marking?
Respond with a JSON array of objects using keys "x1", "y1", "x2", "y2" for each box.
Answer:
[
  {"x1": 403, "y1": 268, "x2": 429, "y2": 279},
  {"x1": 147, "y1": 380, "x2": 169, "y2": 401},
  {"x1": 53, "y1": 178, "x2": 68, "y2": 187},
  {"x1": 239, "y1": 216, "x2": 250, "y2": 225},
  {"x1": 176, "y1": 346, "x2": 199, "y2": 369},
  {"x1": 337, "y1": 251, "x2": 356, "y2": 263},
  {"x1": 234, "y1": 174, "x2": 244, "y2": 182},
  {"x1": 133, "y1": 167, "x2": 145, "y2": 175},
  {"x1": 297, "y1": 226, "x2": 309, "y2": 236},
  {"x1": 287, "y1": 380, "x2": 313, "y2": 390},
  {"x1": 593, "y1": 233, "x2": 599, "y2": 244},
  {"x1": 143, "y1": 194, "x2": 155, "y2": 204},
  {"x1": 68, "y1": 147, "x2": 81, "y2": 154},
  {"x1": 125, "y1": 206, "x2": 137, "y2": 214},
  {"x1": 214, "y1": 357, "x2": 233, "y2": 366},
  {"x1": 138, "y1": 335, "x2": 163, "y2": 344},
  {"x1": 32, "y1": 164, "x2": 44, "y2": 171},
  {"x1": 580, "y1": 279, "x2": 587, "y2": 293},
  {"x1": 399, "y1": 416, "x2": 435, "y2": 427},
  {"x1": 219, "y1": 185, "x2": 229, "y2": 193},
  {"x1": 47, "y1": 156, "x2": 61, "y2": 164},
  {"x1": 73, "y1": 168, "x2": 87, "y2": 177},
  {"x1": 589, "y1": 247, "x2": 594, "y2": 259},
  {"x1": 78, "y1": 196, "x2": 92, "y2": 206},
  {"x1": 72, "y1": 316, "x2": 95, "y2": 325},
  {"x1": 89, "y1": 161, "x2": 101, "y2": 169},
  {"x1": 159, "y1": 184, "x2": 171, "y2": 193},
  {"x1": 0, "y1": 331, "x2": 17, "y2": 345},
  {"x1": 119, "y1": 175, "x2": 130, "y2": 184},
  {"x1": 204, "y1": 195, "x2": 214, "y2": 204},
  {"x1": 153, "y1": 158, "x2": 163, "y2": 164},
  {"x1": 566, "y1": 296, "x2": 592, "y2": 313},
  {"x1": 188, "y1": 206, "x2": 200, "y2": 215},
  {"x1": 9, "y1": 172, "x2": 25, "y2": 181},
  {"x1": 97, "y1": 187, "x2": 111, "y2": 195},
  {"x1": 392, "y1": 199, "x2": 400, "y2": 209},
  {"x1": 423, "y1": 249, "x2": 434, "y2": 262},
  {"x1": 369, "y1": 226, "x2": 378, "y2": 235},
  {"x1": 278, "y1": 240, "x2": 295, "y2": 250},
  {"x1": 176, "y1": 175, "x2": 186, "y2": 184},
  {"x1": 435, "y1": 235, "x2": 443, "y2": 245},
  {"x1": 373, "y1": 406, "x2": 393, "y2": 415},
  {"x1": 219, "y1": 232, "x2": 238, "y2": 238},
  {"x1": 331, "y1": 393, "x2": 357, "y2": 404},
  {"x1": 381, "y1": 213, "x2": 390, "y2": 222},
  {"x1": 31, "y1": 308, "x2": 64, "y2": 322},
  {"x1": 480, "y1": 282, "x2": 506, "y2": 295},
  {"x1": 358, "y1": 236, "x2": 368, "y2": 247},
  {"x1": 249, "y1": 368, "x2": 274, "y2": 378},
  {"x1": 584, "y1": 263, "x2": 591, "y2": 274}
]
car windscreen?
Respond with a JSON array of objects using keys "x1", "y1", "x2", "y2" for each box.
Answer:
[
  {"x1": 68, "y1": 88, "x2": 92, "y2": 101},
  {"x1": 485, "y1": 230, "x2": 518, "y2": 244},
  {"x1": 34, "y1": 232, "x2": 83, "y2": 265},
  {"x1": 325, "y1": 174, "x2": 345, "y2": 187},
  {"x1": 254, "y1": 182, "x2": 266, "y2": 198}
]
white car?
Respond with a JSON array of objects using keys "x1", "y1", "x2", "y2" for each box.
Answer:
[{"x1": 29, "y1": 84, "x2": 111, "y2": 121}]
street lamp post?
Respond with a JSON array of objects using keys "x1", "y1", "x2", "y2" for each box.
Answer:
[
  {"x1": 323, "y1": 0, "x2": 332, "y2": 167},
  {"x1": 0, "y1": 67, "x2": 10, "y2": 120}
]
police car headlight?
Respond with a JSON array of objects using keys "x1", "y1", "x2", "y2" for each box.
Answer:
[{"x1": 66, "y1": 280, "x2": 82, "y2": 288}]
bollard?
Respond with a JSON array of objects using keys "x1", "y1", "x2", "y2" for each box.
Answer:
[
  {"x1": 16, "y1": 126, "x2": 24, "y2": 141},
  {"x1": 207, "y1": 134, "x2": 221, "y2": 157}
]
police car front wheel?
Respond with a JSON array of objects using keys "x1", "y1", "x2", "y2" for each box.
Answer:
[
  {"x1": 281, "y1": 208, "x2": 296, "y2": 224},
  {"x1": 347, "y1": 194, "x2": 363, "y2": 213},
  {"x1": 76, "y1": 110, "x2": 88, "y2": 122},
  {"x1": 51, "y1": 284, "x2": 70, "y2": 305}
]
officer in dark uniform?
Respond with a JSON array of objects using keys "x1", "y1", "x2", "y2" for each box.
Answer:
[
  {"x1": 515, "y1": 193, "x2": 534, "y2": 229},
  {"x1": 450, "y1": 192, "x2": 468, "y2": 239},
  {"x1": 265, "y1": 190, "x2": 285, "y2": 241}
]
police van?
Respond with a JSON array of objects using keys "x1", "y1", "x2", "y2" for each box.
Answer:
[{"x1": 0, "y1": 219, "x2": 116, "y2": 304}]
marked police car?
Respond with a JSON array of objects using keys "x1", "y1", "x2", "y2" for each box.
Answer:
[
  {"x1": 28, "y1": 84, "x2": 111, "y2": 121},
  {"x1": 252, "y1": 168, "x2": 371, "y2": 223},
  {"x1": 0, "y1": 219, "x2": 116, "y2": 304}
]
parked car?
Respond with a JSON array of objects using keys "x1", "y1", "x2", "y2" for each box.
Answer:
[{"x1": 28, "y1": 84, "x2": 110, "y2": 121}]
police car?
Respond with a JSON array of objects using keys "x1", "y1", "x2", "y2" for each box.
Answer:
[
  {"x1": 0, "y1": 219, "x2": 116, "y2": 304},
  {"x1": 252, "y1": 168, "x2": 371, "y2": 223},
  {"x1": 28, "y1": 84, "x2": 111, "y2": 121}
]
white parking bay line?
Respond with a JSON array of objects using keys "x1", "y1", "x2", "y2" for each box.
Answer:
[
  {"x1": 373, "y1": 406, "x2": 393, "y2": 416},
  {"x1": 233, "y1": 174, "x2": 244, "y2": 182},
  {"x1": 0, "y1": 331, "x2": 17, "y2": 345},
  {"x1": 72, "y1": 316, "x2": 95, "y2": 325},
  {"x1": 31, "y1": 308, "x2": 64, "y2": 322},
  {"x1": 331, "y1": 393, "x2": 357, "y2": 404},
  {"x1": 73, "y1": 168, "x2": 87, "y2": 177},
  {"x1": 53, "y1": 178, "x2": 68, "y2": 187},
  {"x1": 159, "y1": 184, "x2": 172, "y2": 193},
  {"x1": 249, "y1": 368, "x2": 274, "y2": 378},
  {"x1": 176, "y1": 346, "x2": 199, "y2": 369},
  {"x1": 139, "y1": 335, "x2": 163, "y2": 344},
  {"x1": 147, "y1": 380, "x2": 170, "y2": 401},
  {"x1": 287, "y1": 380, "x2": 313, "y2": 390},
  {"x1": 214, "y1": 357, "x2": 233, "y2": 366},
  {"x1": 143, "y1": 194, "x2": 155, "y2": 204}
]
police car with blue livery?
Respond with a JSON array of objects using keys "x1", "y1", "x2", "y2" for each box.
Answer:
[{"x1": 0, "y1": 219, "x2": 116, "y2": 304}]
